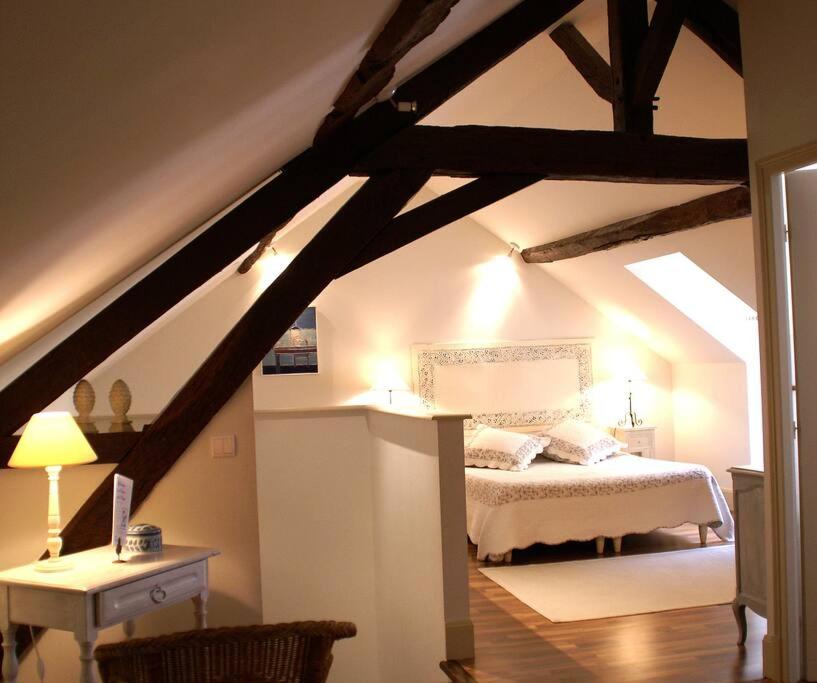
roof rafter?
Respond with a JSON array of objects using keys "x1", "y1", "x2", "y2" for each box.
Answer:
[
  {"x1": 341, "y1": 174, "x2": 541, "y2": 276},
  {"x1": 521, "y1": 185, "x2": 751, "y2": 263},
  {"x1": 667, "y1": 0, "x2": 742, "y2": 76},
  {"x1": 549, "y1": 23, "x2": 613, "y2": 103},
  {"x1": 315, "y1": 0, "x2": 460, "y2": 142},
  {"x1": 632, "y1": 0, "x2": 691, "y2": 106},
  {"x1": 352, "y1": 125, "x2": 749, "y2": 184}
]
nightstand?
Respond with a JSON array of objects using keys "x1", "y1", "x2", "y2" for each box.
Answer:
[{"x1": 614, "y1": 426, "x2": 656, "y2": 458}]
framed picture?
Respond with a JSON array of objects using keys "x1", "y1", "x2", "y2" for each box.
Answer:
[{"x1": 262, "y1": 307, "x2": 319, "y2": 375}]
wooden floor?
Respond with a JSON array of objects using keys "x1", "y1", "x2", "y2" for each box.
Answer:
[{"x1": 462, "y1": 525, "x2": 766, "y2": 682}]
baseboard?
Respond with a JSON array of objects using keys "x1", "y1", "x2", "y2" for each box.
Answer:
[
  {"x1": 445, "y1": 618, "x2": 475, "y2": 660},
  {"x1": 763, "y1": 633, "x2": 781, "y2": 682}
]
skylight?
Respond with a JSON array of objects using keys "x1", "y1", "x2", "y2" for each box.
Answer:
[
  {"x1": 626, "y1": 252, "x2": 762, "y2": 466},
  {"x1": 625, "y1": 252, "x2": 757, "y2": 362}
]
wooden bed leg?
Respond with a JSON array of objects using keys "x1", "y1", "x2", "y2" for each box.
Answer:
[
  {"x1": 595, "y1": 536, "x2": 605, "y2": 555},
  {"x1": 613, "y1": 536, "x2": 622, "y2": 554},
  {"x1": 503, "y1": 550, "x2": 513, "y2": 563},
  {"x1": 699, "y1": 524, "x2": 709, "y2": 546}
]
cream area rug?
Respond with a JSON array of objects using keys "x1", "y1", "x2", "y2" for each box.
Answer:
[{"x1": 479, "y1": 545, "x2": 735, "y2": 622}]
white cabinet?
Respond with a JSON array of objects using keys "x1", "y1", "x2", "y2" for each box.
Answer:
[
  {"x1": 614, "y1": 426, "x2": 656, "y2": 458},
  {"x1": 728, "y1": 465, "x2": 765, "y2": 645}
]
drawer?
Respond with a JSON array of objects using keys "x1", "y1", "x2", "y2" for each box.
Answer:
[
  {"x1": 628, "y1": 434, "x2": 653, "y2": 448},
  {"x1": 97, "y1": 562, "x2": 206, "y2": 628}
]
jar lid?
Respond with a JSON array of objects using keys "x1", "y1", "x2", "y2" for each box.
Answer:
[{"x1": 127, "y1": 523, "x2": 161, "y2": 536}]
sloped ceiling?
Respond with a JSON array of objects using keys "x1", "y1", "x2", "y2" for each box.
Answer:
[
  {"x1": 0, "y1": 0, "x2": 755, "y2": 371},
  {"x1": 0, "y1": 0, "x2": 518, "y2": 364}
]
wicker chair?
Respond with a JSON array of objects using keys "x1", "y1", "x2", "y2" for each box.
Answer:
[{"x1": 94, "y1": 621, "x2": 357, "y2": 683}]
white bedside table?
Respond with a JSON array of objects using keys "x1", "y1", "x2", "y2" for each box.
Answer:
[
  {"x1": 614, "y1": 426, "x2": 656, "y2": 458},
  {"x1": 0, "y1": 544, "x2": 218, "y2": 683}
]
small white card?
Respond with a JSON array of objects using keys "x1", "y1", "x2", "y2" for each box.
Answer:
[{"x1": 112, "y1": 474, "x2": 133, "y2": 550}]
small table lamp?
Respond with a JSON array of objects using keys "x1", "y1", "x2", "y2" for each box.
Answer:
[
  {"x1": 618, "y1": 371, "x2": 647, "y2": 429},
  {"x1": 372, "y1": 375, "x2": 411, "y2": 406},
  {"x1": 9, "y1": 411, "x2": 97, "y2": 571}
]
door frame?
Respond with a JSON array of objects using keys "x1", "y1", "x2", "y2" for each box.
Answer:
[{"x1": 752, "y1": 140, "x2": 817, "y2": 682}]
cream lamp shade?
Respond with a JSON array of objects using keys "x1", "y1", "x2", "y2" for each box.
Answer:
[{"x1": 9, "y1": 411, "x2": 97, "y2": 468}]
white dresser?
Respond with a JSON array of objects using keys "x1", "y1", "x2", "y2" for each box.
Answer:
[
  {"x1": 728, "y1": 465, "x2": 766, "y2": 645},
  {"x1": 0, "y1": 544, "x2": 218, "y2": 682},
  {"x1": 614, "y1": 426, "x2": 656, "y2": 458}
]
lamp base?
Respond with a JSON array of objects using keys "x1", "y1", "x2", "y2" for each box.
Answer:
[{"x1": 35, "y1": 557, "x2": 73, "y2": 573}]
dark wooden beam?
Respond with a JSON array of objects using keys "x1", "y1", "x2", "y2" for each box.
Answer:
[
  {"x1": 608, "y1": 0, "x2": 652, "y2": 133},
  {"x1": 352, "y1": 125, "x2": 749, "y2": 184},
  {"x1": 57, "y1": 169, "x2": 431, "y2": 558},
  {"x1": 0, "y1": 431, "x2": 141, "y2": 469},
  {"x1": 0, "y1": 0, "x2": 581, "y2": 437},
  {"x1": 316, "y1": 0, "x2": 460, "y2": 141},
  {"x1": 550, "y1": 24, "x2": 613, "y2": 103},
  {"x1": 521, "y1": 185, "x2": 751, "y2": 263},
  {"x1": 632, "y1": 0, "x2": 691, "y2": 105},
  {"x1": 236, "y1": 226, "x2": 282, "y2": 275},
  {"x1": 667, "y1": 0, "x2": 742, "y2": 76},
  {"x1": 341, "y1": 174, "x2": 540, "y2": 276}
]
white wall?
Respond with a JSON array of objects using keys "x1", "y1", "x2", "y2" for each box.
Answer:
[
  {"x1": 740, "y1": 1, "x2": 817, "y2": 679},
  {"x1": 1, "y1": 378, "x2": 262, "y2": 680},
  {"x1": 672, "y1": 362, "x2": 751, "y2": 491},
  {"x1": 254, "y1": 408, "x2": 467, "y2": 683},
  {"x1": 252, "y1": 187, "x2": 678, "y2": 459}
]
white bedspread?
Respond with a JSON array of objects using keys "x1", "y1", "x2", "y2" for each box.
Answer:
[{"x1": 466, "y1": 454, "x2": 734, "y2": 560}]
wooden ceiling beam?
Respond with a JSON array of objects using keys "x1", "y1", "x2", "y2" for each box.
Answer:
[
  {"x1": 0, "y1": 0, "x2": 581, "y2": 437},
  {"x1": 521, "y1": 185, "x2": 751, "y2": 263},
  {"x1": 664, "y1": 0, "x2": 742, "y2": 76},
  {"x1": 607, "y1": 0, "x2": 652, "y2": 133},
  {"x1": 315, "y1": 0, "x2": 460, "y2": 142},
  {"x1": 352, "y1": 125, "x2": 749, "y2": 184},
  {"x1": 341, "y1": 174, "x2": 541, "y2": 276},
  {"x1": 549, "y1": 24, "x2": 613, "y2": 103},
  {"x1": 58, "y1": 169, "x2": 431, "y2": 558},
  {"x1": 632, "y1": 0, "x2": 691, "y2": 106}
]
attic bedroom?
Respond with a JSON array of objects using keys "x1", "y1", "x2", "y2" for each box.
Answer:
[{"x1": 1, "y1": 1, "x2": 816, "y2": 682}]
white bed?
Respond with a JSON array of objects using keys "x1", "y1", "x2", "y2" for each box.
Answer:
[
  {"x1": 466, "y1": 453, "x2": 733, "y2": 561},
  {"x1": 412, "y1": 339, "x2": 735, "y2": 562}
]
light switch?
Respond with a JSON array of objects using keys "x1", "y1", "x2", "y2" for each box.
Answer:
[{"x1": 211, "y1": 435, "x2": 236, "y2": 458}]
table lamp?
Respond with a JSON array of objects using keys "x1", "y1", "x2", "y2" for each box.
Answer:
[
  {"x1": 618, "y1": 370, "x2": 647, "y2": 429},
  {"x1": 371, "y1": 372, "x2": 410, "y2": 406},
  {"x1": 9, "y1": 411, "x2": 97, "y2": 571}
]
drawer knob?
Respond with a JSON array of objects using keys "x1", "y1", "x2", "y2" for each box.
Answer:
[{"x1": 149, "y1": 586, "x2": 167, "y2": 604}]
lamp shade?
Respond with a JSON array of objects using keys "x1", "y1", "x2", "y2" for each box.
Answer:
[
  {"x1": 371, "y1": 374, "x2": 410, "y2": 393},
  {"x1": 9, "y1": 411, "x2": 97, "y2": 468}
]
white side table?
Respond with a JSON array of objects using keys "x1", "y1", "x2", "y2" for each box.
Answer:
[
  {"x1": 0, "y1": 544, "x2": 218, "y2": 683},
  {"x1": 614, "y1": 426, "x2": 656, "y2": 458}
]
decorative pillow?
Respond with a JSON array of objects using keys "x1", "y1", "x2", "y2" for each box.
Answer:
[
  {"x1": 464, "y1": 425, "x2": 546, "y2": 471},
  {"x1": 544, "y1": 420, "x2": 626, "y2": 466}
]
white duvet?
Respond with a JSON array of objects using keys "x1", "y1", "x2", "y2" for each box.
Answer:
[{"x1": 466, "y1": 454, "x2": 734, "y2": 560}]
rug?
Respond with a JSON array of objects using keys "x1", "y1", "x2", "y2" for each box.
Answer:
[{"x1": 478, "y1": 545, "x2": 735, "y2": 622}]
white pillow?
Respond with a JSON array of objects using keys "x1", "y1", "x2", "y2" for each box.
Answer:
[
  {"x1": 544, "y1": 420, "x2": 625, "y2": 466},
  {"x1": 465, "y1": 425, "x2": 547, "y2": 471}
]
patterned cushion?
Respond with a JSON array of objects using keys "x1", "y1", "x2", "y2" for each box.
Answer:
[
  {"x1": 465, "y1": 425, "x2": 547, "y2": 471},
  {"x1": 544, "y1": 420, "x2": 625, "y2": 465}
]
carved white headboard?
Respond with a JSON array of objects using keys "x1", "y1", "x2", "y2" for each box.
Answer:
[{"x1": 411, "y1": 339, "x2": 593, "y2": 430}]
